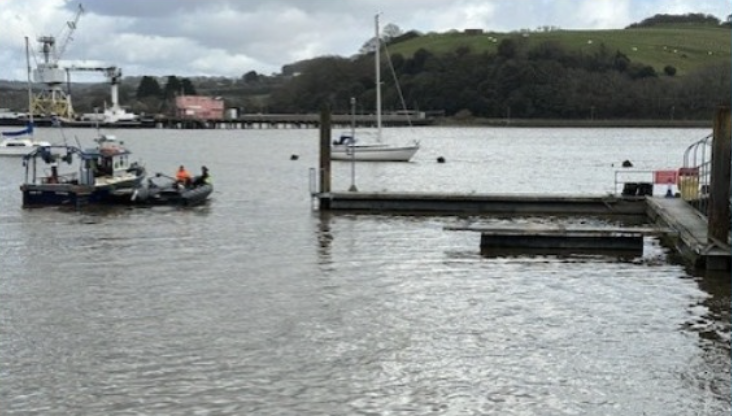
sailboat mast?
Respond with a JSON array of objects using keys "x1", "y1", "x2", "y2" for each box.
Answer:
[
  {"x1": 375, "y1": 13, "x2": 382, "y2": 141},
  {"x1": 25, "y1": 36, "x2": 34, "y2": 133}
]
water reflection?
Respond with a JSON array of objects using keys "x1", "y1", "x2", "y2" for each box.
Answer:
[
  {"x1": 315, "y1": 212, "x2": 334, "y2": 262},
  {"x1": 683, "y1": 268, "x2": 731, "y2": 411}
]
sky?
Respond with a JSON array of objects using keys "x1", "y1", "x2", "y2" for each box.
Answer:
[{"x1": 0, "y1": 0, "x2": 729, "y2": 82}]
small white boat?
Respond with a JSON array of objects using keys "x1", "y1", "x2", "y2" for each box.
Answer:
[
  {"x1": 331, "y1": 14, "x2": 420, "y2": 163},
  {"x1": 1, "y1": 38, "x2": 54, "y2": 157},
  {"x1": 0, "y1": 124, "x2": 52, "y2": 157}
]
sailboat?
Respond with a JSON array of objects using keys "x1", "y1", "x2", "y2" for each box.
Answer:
[
  {"x1": 0, "y1": 123, "x2": 52, "y2": 157},
  {"x1": 0, "y1": 37, "x2": 52, "y2": 157},
  {"x1": 331, "y1": 14, "x2": 420, "y2": 162}
]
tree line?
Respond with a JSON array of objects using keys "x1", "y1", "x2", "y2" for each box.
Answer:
[
  {"x1": 80, "y1": 39, "x2": 730, "y2": 121},
  {"x1": 626, "y1": 13, "x2": 731, "y2": 29},
  {"x1": 263, "y1": 37, "x2": 729, "y2": 120},
  {"x1": 132, "y1": 75, "x2": 197, "y2": 115}
]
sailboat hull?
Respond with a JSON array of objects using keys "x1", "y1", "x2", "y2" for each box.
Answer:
[
  {"x1": 0, "y1": 139, "x2": 53, "y2": 156},
  {"x1": 331, "y1": 144, "x2": 419, "y2": 162}
]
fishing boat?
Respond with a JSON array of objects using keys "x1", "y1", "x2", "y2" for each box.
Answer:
[
  {"x1": 331, "y1": 14, "x2": 419, "y2": 162},
  {"x1": 20, "y1": 134, "x2": 146, "y2": 208}
]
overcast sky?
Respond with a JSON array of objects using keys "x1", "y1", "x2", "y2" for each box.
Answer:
[{"x1": 1, "y1": 0, "x2": 728, "y2": 81}]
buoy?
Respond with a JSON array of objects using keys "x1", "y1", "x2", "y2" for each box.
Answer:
[
  {"x1": 290, "y1": 154, "x2": 299, "y2": 160},
  {"x1": 437, "y1": 156, "x2": 446, "y2": 163}
]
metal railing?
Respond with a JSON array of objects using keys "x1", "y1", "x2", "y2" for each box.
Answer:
[
  {"x1": 682, "y1": 133, "x2": 713, "y2": 218},
  {"x1": 613, "y1": 170, "x2": 656, "y2": 196}
]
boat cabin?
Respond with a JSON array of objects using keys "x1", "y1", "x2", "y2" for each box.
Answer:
[
  {"x1": 20, "y1": 134, "x2": 146, "y2": 207},
  {"x1": 83, "y1": 135, "x2": 137, "y2": 180}
]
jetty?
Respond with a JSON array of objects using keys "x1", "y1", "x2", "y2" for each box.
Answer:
[
  {"x1": 0, "y1": 113, "x2": 432, "y2": 130},
  {"x1": 311, "y1": 107, "x2": 731, "y2": 271}
]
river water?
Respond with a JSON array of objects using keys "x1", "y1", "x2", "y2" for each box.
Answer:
[{"x1": 0, "y1": 126, "x2": 728, "y2": 415}]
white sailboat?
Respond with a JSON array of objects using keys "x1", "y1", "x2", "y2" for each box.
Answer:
[
  {"x1": 331, "y1": 14, "x2": 420, "y2": 162},
  {"x1": 0, "y1": 37, "x2": 52, "y2": 157},
  {"x1": 0, "y1": 125, "x2": 51, "y2": 157}
]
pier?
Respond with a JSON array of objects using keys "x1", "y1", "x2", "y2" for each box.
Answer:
[
  {"x1": 314, "y1": 192, "x2": 647, "y2": 217},
  {"x1": 311, "y1": 107, "x2": 731, "y2": 271},
  {"x1": 0, "y1": 113, "x2": 433, "y2": 130}
]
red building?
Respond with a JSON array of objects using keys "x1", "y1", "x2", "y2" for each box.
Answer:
[{"x1": 175, "y1": 95, "x2": 225, "y2": 120}]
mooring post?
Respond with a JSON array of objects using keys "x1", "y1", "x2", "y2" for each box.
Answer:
[
  {"x1": 319, "y1": 105, "x2": 332, "y2": 208},
  {"x1": 708, "y1": 106, "x2": 731, "y2": 245}
]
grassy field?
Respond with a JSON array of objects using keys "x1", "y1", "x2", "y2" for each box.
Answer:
[{"x1": 386, "y1": 24, "x2": 730, "y2": 76}]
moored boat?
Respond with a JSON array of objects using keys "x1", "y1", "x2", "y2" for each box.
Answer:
[
  {"x1": 0, "y1": 123, "x2": 55, "y2": 156},
  {"x1": 2, "y1": 38, "x2": 57, "y2": 157},
  {"x1": 330, "y1": 14, "x2": 420, "y2": 162},
  {"x1": 331, "y1": 137, "x2": 420, "y2": 162},
  {"x1": 20, "y1": 134, "x2": 146, "y2": 207}
]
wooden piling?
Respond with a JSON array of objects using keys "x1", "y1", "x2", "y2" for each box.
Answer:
[
  {"x1": 318, "y1": 106, "x2": 332, "y2": 208},
  {"x1": 709, "y1": 107, "x2": 731, "y2": 246}
]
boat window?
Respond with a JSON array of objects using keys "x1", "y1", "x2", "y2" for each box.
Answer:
[{"x1": 100, "y1": 158, "x2": 113, "y2": 175}]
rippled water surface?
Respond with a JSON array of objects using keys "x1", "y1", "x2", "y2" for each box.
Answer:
[{"x1": 0, "y1": 127, "x2": 728, "y2": 415}]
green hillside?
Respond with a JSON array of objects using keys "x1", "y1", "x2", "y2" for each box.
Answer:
[{"x1": 386, "y1": 24, "x2": 730, "y2": 76}]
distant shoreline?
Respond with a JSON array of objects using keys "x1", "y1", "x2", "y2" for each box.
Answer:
[
  {"x1": 0, "y1": 116, "x2": 713, "y2": 130},
  {"x1": 435, "y1": 117, "x2": 712, "y2": 128}
]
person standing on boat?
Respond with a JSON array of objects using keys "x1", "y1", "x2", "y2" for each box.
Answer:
[{"x1": 176, "y1": 165, "x2": 192, "y2": 187}]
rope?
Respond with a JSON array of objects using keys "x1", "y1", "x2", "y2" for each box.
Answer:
[{"x1": 381, "y1": 40, "x2": 413, "y2": 128}]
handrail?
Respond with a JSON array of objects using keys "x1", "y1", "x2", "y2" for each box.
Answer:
[{"x1": 682, "y1": 133, "x2": 713, "y2": 217}]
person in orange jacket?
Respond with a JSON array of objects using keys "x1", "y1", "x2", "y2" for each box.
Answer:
[{"x1": 175, "y1": 165, "x2": 192, "y2": 186}]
